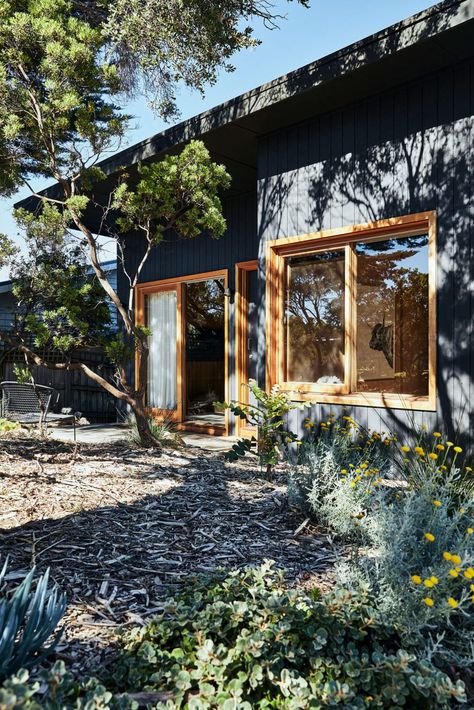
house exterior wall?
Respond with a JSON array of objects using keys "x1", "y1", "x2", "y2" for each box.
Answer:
[
  {"x1": 118, "y1": 192, "x2": 259, "y2": 429},
  {"x1": 122, "y1": 56, "x2": 473, "y2": 444},
  {"x1": 257, "y1": 57, "x2": 474, "y2": 444}
]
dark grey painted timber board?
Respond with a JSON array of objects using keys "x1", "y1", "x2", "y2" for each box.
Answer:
[{"x1": 257, "y1": 56, "x2": 474, "y2": 443}]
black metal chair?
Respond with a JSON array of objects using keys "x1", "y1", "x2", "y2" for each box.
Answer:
[{"x1": 0, "y1": 381, "x2": 76, "y2": 440}]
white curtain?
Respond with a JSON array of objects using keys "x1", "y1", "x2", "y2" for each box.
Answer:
[{"x1": 148, "y1": 291, "x2": 177, "y2": 409}]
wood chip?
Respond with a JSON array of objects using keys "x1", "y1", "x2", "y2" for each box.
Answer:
[{"x1": 0, "y1": 433, "x2": 337, "y2": 674}]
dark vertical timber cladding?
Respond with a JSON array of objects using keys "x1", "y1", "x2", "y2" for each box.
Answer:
[
  {"x1": 118, "y1": 191, "x2": 259, "y2": 409},
  {"x1": 452, "y1": 61, "x2": 472, "y2": 443},
  {"x1": 258, "y1": 58, "x2": 474, "y2": 443},
  {"x1": 470, "y1": 61, "x2": 474, "y2": 448}
]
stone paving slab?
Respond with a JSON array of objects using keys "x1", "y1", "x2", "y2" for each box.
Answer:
[{"x1": 48, "y1": 423, "x2": 235, "y2": 451}]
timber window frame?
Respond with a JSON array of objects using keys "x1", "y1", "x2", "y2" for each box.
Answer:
[{"x1": 265, "y1": 211, "x2": 437, "y2": 411}]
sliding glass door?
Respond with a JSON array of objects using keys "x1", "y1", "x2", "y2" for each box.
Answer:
[
  {"x1": 184, "y1": 278, "x2": 225, "y2": 427},
  {"x1": 137, "y1": 270, "x2": 228, "y2": 433},
  {"x1": 144, "y1": 284, "x2": 182, "y2": 421}
]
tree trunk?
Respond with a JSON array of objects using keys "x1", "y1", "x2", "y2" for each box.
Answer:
[{"x1": 131, "y1": 394, "x2": 161, "y2": 449}]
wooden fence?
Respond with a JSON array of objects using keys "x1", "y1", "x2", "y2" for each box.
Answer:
[{"x1": 0, "y1": 345, "x2": 118, "y2": 423}]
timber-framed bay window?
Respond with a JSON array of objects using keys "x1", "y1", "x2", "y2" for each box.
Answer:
[{"x1": 266, "y1": 212, "x2": 436, "y2": 410}]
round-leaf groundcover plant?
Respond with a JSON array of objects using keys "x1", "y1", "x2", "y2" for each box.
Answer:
[{"x1": 113, "y1": 562, "x2": 465, "y2": 708}]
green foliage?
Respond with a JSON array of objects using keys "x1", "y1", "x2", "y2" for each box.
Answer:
[
  {"x1": 221, "y1": 380, "x2": 309, "y2": 473},
  {"x1": 0, "y1": 419, "x2": 19, "y2": 434},
  {"x1": 0, "y1": 0, "x2": 126, "y2": 196},
  {"x1": 129, "y1": 415, "x2": 183, "y2": 449},
  {"x1": 393, "y1": 430, "x2": 474, "y2": 500},
  {"x1": 102, "y1": 0, "x2": 309, "y2": 118},
  {"x1": 289, "y1": 415, "x2": 393, "y2": 541},
  {"x1": 12, "y1": 365, "x2": 32, "y2": 385},
  {"x1": 104, "y1": 333, "x2": 134, "y2": 369},
  {"x1": 113, "y1": 562, "x2": 465, "y2": 708},
  {"x1": 10, "y1": 208, "x2": 112, "y2": 354},
  {"x1": 113, "y1": 142, "x2": 231, "y2": 244},
  {"x1": 0, "y1": 233, "x2": 18, "y2": 270},
  {"x1": 0, "y1": 562, "x2": 66, "y2": 682},
  {"x1": 0, "y1": 662, "x2": 136, "y2": 709}
]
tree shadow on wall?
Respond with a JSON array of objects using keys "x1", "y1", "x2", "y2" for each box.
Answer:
[{"x1": 305, "y1": 103, "x2": 472, "y2": 444}]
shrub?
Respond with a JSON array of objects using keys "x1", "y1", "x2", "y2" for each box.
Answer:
[
  {"x1": 0, "y1": 419, "x2": 19, "y2": 434},
  {"x1": 338, "y1": 435, "x2": 474, "y2": 671},
  {"x1": 220, "y1": 380, "x2": 309, "y2": 477},
  {"x1": 393, "y1": 430, "x2": 474, "y2": 501},
  {"x1": 0, "y1": 563, "x2": 67, "y2": 681},
  {"x1": 129, "y1": 415, "x2": 183, "y2": 449},
  {"x1": 289, "y1": 415, "x2": 393, "y2": 540},
  {"x1": 0, "y1": 662, "x2": 135, "y2": 709},
  {"x1": 343, "y1": 468, "x2": 474, "y2": 668},
  {"x1": 113, "y1": 562, "x2": 465, "y2": 708}
]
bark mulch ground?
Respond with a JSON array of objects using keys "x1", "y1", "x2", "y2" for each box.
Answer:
[{"x1": 0, "y1": 433, "x2": 337, "y2": 673}]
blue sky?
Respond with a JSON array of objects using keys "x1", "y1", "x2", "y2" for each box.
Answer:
[{"x1": 0, "y1": 0, "x2": 435, "y2": 280}]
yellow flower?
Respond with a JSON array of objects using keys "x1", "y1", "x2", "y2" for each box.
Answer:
[
  {"x1": 430, "y1": 576, "x2": 439, "y2": 585},
  {"x1": 424, "y1": 532, "x2": 435, "y2": 542},
  {"x1": 467, "y1": 528, "x2": 473, "y2": 535},
  {"x1": 360, "y1": 462, "x2": 368, "y2": 469},
  {"x1": 428, "y1": 453, "x2": 438, "y2": 461},
  {"x1": 424, "y1": 579, "x2": 434, "y2": 588},
  {"x1": 439, "y1": 465, "x2": 447, "y2": 471},
  {"x1": 471, "y1": 584, "x2": 474, "y2": 593},
  {"x1": 411, "y1": 575, "x2": 422, "y2": 585},
  {"x1": 304, "y1": 422, "x2": 313, "y2": 429},
  {"x1": 451, "y1": 554, "x2": 462, "y2": 565},
  {"x1": 449, "y1": 568, "x2": 459, "y2": 578},
  {"x1": 453, "y1": 446, "x2": 463, "y2": 453},
  {"x1": 423, "y1": 597, "x2": 434, "y2": 607},
  {"x1": 466, "y1": 466, "x2": 473, "y2": 473},
  {"x1": 414, "y1": 446, "x2": 425, "y2": 456},
  {"x1": 341, "y1": 469, "x2": 347, "y2": 475},
  {"x1": 463, "y1": 568, "x2": 474, "y2": 580},
  {"x1": 446, "y1": 441, "x2": 454, "y2": 447},
  {"x1": 435, "y1": 444, "x2": 445, "y2": 451},
  {"x1": 443, "y1": 551, "x2": 452, "y2": 561},
  {"x1": 460, "y1": 508, "x2": 465, "y2": 514},
  {"x1": 433, "y1": 432, "x2": 442, "y2": 438},
  {"x1": 401, "y1": 445, "x2": 410, "y2": 453},
  {"x1": 432, "y1": 500, "x2": 442, "y2": 507},
  {"x1": 447, "y1": 597, "x2": 458, "y2": 609}
]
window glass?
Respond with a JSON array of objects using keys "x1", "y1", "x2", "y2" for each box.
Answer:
[
  {"x1": 285, "y1": 250, "x2": 345, "y2": 384},
  {"x1": 147, "y1": 290, "x2": 177, "y2": 409},
  {"x1": 185, "y1": 278, "x2": 225, "y2": 418},
  {"x1": 355, "y1": 234, "x2": 429, "y2": 396}
]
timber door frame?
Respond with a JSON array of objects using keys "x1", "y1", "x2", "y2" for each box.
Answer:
[
  {"x1": 136, "y1": 269, "x2": 229, "y2": 435},
  {"x1": 235, "y1": 260, "x2": 259, "y2": 438}
]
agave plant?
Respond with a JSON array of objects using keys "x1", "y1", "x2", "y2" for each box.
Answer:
[{"x1": 0, "y1": 561, "x2": 67, "y2": 681}]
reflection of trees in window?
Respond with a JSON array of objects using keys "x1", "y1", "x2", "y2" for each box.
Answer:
[
  {"x1": 356, "y1": 235, "x2": 429, "y2": 395},
  {"x1": 185, "y1": 279, "x2": 225, "y2": 360},
  {"x1": 285, "y1": 251, "x2": 345, "y2": 383},
  {"x1": 282, "y1": 233, "x2": 429, "y2": 396}
]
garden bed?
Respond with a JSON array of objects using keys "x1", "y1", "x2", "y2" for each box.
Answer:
[{"x1": 0, "y1": 434, "x2": 337, "y2": 674}]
